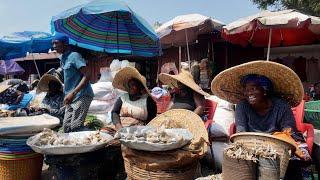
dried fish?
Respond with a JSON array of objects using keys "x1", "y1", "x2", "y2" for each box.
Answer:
[
  {"x1": 225, "y1": 142, "x2": 279, "y2": 162},
  {"x1": 31, "y1": 128, "x2": 109, "y2": 147}
]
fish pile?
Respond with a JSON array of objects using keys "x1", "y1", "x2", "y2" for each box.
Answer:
[
  {"x1": 225, "y1": 142, "x2": 278, "y2": 162},
  {"x1": 31, "y1": 128, "x2": 109, "y2": 146},
  {"x1": 117, "y1": 126, "x2": 183, "y2": 144}
]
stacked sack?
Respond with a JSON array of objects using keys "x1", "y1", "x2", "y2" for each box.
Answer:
[{"x1": 88, "y1": 59, "x2": 136, "y2": 124}]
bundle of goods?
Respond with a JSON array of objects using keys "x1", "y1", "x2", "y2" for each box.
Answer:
[
  {"x1": 0, "y1": 109, "x2": 15, "y2": 117},
  {"x1": 304, "y1": 100, "x2": 320, "y2": 129},
  {"x1": 27, "y1": 129, "x2": 113, "y2": 155},
  {"x1": 116, "y1": 125, "x2": 192, "y2": 151},
  {"x1": 151, "y1": 87, "x2": 171, "y2": 114},
  {"x1": 122, "y1": 109, "x2": 209, "y2": 180},
  {"x1": 226, "y1": 132, "x2": 296, "y2": 180}
]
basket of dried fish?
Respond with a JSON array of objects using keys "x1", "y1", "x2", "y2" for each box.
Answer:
[
  {"x1": 222, "y1": 143, "x2": 258, "y2": 180},
  {"x1": 124, "y1": 157, "x2": 198, "y2": 180},
  {"x1": 230, "y1": 132, "x2": 295, "y2": 179},
  {"x1": 115, "y1": 126, "x2": 193, "y2": 151},
  {"x1": 26, "y1": 129, "x2": 113, "y2": 155}
]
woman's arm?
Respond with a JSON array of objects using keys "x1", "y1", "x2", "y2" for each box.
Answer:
[
  {"x1": 146, "y1": 96, "x2": 157, "y2": 123},
  {"x1": 193, "y1": 92, "x2": 205, "y2": 116},
  {"x1": 111, "y1": 97, "x2": 123, "y2": 130}
]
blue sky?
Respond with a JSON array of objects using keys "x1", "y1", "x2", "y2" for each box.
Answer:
[{"x1": 0, "y1": 0, "x2": 261, "y2": 36}]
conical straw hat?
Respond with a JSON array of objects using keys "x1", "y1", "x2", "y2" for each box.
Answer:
[
  {"x1": 159, "y1": 70, "x2": 210, "y2": 97},
  {"x1": 112, "y1": 67, "x2": 150, "y2": 95},
  {"x1": 37, "y1": 74, "x2": 63, "y2": 93},
  {"x1": 148, "y1": 109, "x2": 208, "y2": 156},
  {"x1": 211, "y1": 60, "x2": 303, "y2": 107}
]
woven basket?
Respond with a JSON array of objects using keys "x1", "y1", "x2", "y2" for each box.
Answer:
[
  {"x1": 222, "y1": 152, "x2": 257, "y2": 180},
  {"x1": 124, "y1": 158, "x2": 198, "y2": 180},
  {"x1": 0, "y1": 153, "x2": 43, "y2": 180},
  {"x1": 153, "y1": 95, "x2": 171, "y2": 114},
  {"x1": 230, "y1": 132, "x2": 295, "y2": 179}
]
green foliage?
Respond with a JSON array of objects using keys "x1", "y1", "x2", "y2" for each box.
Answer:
[{"x1": 251, "y1": 0, "x2": 320, "y2": 16}]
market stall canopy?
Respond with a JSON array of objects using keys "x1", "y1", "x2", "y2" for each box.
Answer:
[
  {"x1": 0, "y1": 59, "x2": 25, "y2": 75},
  {"x1": 51, "y1": 0, "x2": 161, "y2": 57},
  {"x1": 0, "y1": 31, "x2": 53, "y2": 60},
  {"x1": 223, "y1": 9, "x2": 320, "y2": 47},
  {"x1": 156, "y1": 13, "x2": 224, "y2": 47}
]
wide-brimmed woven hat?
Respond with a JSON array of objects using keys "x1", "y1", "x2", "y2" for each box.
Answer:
[
  {"x1": 37, "y1": 74, "x2": 63, "y2": 93},
  {"x1": 211, "y1": 60, "x2": 303, "y2": 107},
  {"x1": 159, "y1": 70, "x2": 210, "y2": 97},
  {"x1": 0, "y1": 84, "x2": 11, "y2": 94},
  {"x1": 148, "y1": 109, "x2": 209, "y2": 156},
  {"x1": 112, "y1": 67, "x2": 149, "y2": 95}
]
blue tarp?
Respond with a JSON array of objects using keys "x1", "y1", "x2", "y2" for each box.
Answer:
[{"x1": 0, "y1": 31, "x2": 53, "y2": 60}]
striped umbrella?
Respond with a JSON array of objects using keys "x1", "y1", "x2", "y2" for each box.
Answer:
[{"x1": 51, "y1": 0, "x2": 161, "y2": 57}]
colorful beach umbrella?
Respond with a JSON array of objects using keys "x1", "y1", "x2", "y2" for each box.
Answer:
[
  {"x1": 222, "y1": 9, "x2": 320, "y2": 60},
  {"x1": 51, "y1": 0, "x2": 161, "y2": 57}
]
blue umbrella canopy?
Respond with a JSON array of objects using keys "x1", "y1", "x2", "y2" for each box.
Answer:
[
  {"x1": 0, "y1": 31, "x2": 53, "y2": 60},
  {"x1": 51, "y1": 0, "x2": 161, "y2": 57}
]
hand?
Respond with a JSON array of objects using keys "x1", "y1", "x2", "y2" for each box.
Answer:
[{"x1": 64, "y1": 92, "x2": 75, "y2": 105}]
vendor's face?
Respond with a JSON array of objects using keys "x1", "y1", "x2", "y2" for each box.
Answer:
[
  {"x1": 244, "y1": 81, "x2": 266, "y2": 105},
  {"x1": 128, "y1": 79, "x2": 141, "y2": 96},
  {"x1": 48, "y1": 81, "x2": 61, "y2": 95},
  {"x1": 52, "y1": 40, "x2": 65, "y2": 54}
]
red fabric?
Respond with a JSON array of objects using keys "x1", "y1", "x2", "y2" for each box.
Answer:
[
  {"x1": 204, "y1": 99, "x2": 217, "y2": 129},
  {"x1": 222, "y1": 20, "x2": 319, "y2": 47}
]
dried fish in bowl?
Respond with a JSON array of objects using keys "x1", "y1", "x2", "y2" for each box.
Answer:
[{"x1": 29, "y1": 128, "x2": 110, "y2": 147}]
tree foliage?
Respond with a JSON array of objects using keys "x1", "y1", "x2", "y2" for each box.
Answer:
[{"x1": 251, "y1": 0, "x2": 320, "y2": 16}]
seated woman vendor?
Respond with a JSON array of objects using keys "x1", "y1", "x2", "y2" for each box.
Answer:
[
  {"x1": 111, "y1": 67, "x2": 157, "y2": 131},
  {"x1": 0, "y1": 83, "x2": 33, "y2": 110},
  {"x1": 211, "y1": 61, "x2": 311, "y2": 180},
  {"x1": 159, "y1": 70, "x2": 209, "y2": 116},
  {"x1": 236, "y1": 74, "x2": 296, "y2": 133},
  {"x1": 33, "y1": 69, "x2": 65, "y2": 121}
]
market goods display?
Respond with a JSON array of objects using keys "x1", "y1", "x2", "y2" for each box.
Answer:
[
  {"x1": 116, "y1": 126, "x2": 192, "y2": 151},
  {"x1": 225, "y1": 142, "x2": 278, "y2": 162},
  {"x1": 148, "y1": 109, "x2": 209, "y2": 155},
  {"x1": 0, "y1": 109, "x2": 15, "y2": 117},
  {"x1": 27, "y1": 129, "x2": 113, "y2": 155}
]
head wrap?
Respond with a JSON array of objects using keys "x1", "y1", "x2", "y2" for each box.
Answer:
[
  {"x1": 241, "y1": 74, "x2": 274, "y2": 93},
  {"x1": 53, "y1": 33, "x2": 69, "y2": 44}
]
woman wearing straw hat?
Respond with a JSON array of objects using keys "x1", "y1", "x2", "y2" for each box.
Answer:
[
  {"x1": 159, "y1": 69, "x2": 209, "y2": 116},
  {"x1": 34, "y1": 69, "x2": 65, "y2": 121},
  {"x1": 111, "y1": 67, "x2": 157, "y2": 130},
  {"x1": 0, "y1": 83, "x2": 33, "y2": 110},
  {"x1": 211, "y1": 60, "x2": 311, "y2": 179}
]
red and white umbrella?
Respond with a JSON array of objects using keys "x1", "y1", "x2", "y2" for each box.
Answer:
[
  {"x1": 222, "y1": 9, "x2": 320, "y2": 60},
  {"x1": 156, "y1": 13, "x2": 223, "y2": 69}
]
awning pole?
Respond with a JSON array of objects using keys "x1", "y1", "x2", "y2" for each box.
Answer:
[
  {"x1": 179, "y1": 46, "x2": 181, "y2": 72},
  {"x1": 266, "y1": 29, "x2": 272, "y2": 61},
  {"x1": 31, "y1": 53, "x2": 41, "y2": 78},
  {"x1": 185, "y1": 29, "x2": 191, "y2": 71}
]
